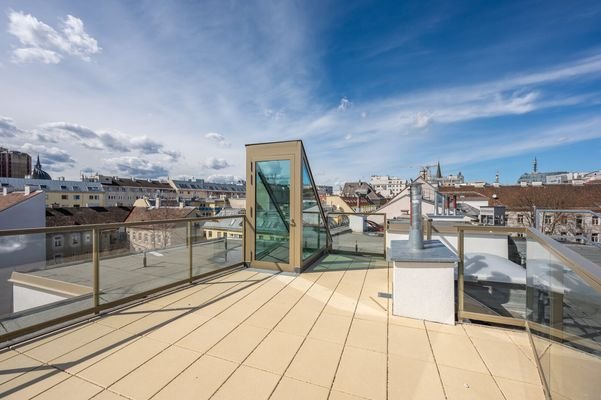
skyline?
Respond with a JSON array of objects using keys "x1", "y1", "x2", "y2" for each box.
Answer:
[{"x1": 0, "y1": 1, "x2": 600, "y2": 186}]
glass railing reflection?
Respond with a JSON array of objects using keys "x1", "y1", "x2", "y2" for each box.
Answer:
[
  {"x1": 0, "y1": 215, "x2": 244, "y2": 343},
  {"x1": 462, "y1": 230, "x2": 527, "y2": 319},
  {"x1": 526, "y1": 236, "x2": 601, "y2": 399}
]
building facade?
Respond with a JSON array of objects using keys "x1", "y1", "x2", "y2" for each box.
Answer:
[
  {"x1": 0, "y1": 147, "x2": 31, "y2": 178},
  {"x1": 0, "y1": 177, "x2": 105, "y2": 207},
  {"x1": 440, "y1": 184, "x2": 601, "y2": 244},
  {"x1": 369, "y1": 176, "x2": 406, "y2": 198},
  {"x1": 125, "y1": 206, "x2": 202, "y2": 252},
  {"x1": 84, "y1": 175, "x2": 177, "y2": 206},
  {"x1": 45, "y1": 206, "x2": 132, "y2": 265},
  {"x1": 169, "y1": 178, "x2": 245, "y2": 201}
]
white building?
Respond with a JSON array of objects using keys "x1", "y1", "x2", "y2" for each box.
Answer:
[
  {"x1": 0, "y1": 188, "x2": 46, "y2": 313},
  {"x1": 369, "y1": 175, "x2": 406, "y2": 198}
]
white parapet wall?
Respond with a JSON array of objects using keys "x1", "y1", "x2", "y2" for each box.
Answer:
[{"x1": 9, "y1": 272, "x2": 93, "y2": 313}]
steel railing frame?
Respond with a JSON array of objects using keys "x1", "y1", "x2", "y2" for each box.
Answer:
[{"x1": 0, "y1": 215, "x2": 247, "y2": 345}]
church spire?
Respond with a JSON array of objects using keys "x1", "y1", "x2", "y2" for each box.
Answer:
[
  {"x1": 533, "y1": 157, "x2": 538, "y2": 173},
  {"x1": 435, "y1": 161, "x2": 442, "y2": 179}
]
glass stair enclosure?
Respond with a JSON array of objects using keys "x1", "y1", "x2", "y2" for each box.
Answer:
[{"x1": 246, "y1": 140, "x2": 331, "y2": 272}]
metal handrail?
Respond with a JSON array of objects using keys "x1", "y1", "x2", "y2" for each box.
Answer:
[
  {"x1": 0, "y1": 214, "x2": 240, "y2": 237},
  {"x1": 0, "y1": 214, "x2": 247, "y2": 345},
  {"x1": 455, "y1": 225, "x2": 601, "y2": 294},
  {"x1": 526, "y1": 227, "x2": 601, "y2": 294}
]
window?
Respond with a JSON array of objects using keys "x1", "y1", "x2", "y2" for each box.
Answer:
[
  {"x1": 71, "y1": 234, "x2": 80, "y2": 246},
  {"x1": 208, "y1": 231, "x2": 213, "y2": 238},
  {"x1": 593, "y1": 216, "x2": 599, "y2": 226},
  {"x1": 73, "y1": 195, "x2": 81, "y2": 200},
  {"x1": 576, "y1": 216, "x2": 583, "y2": 227},
  {"x1": 54, "y1": 235, "x2": 63, "y2": 248},
  {"x1": 593, "y1": 233, "x2": 599, "y2": 243},
  {"x1": 54, "y1": 254, "x2": 63, "y2": 264},
  {"x1": 89, "y1": 195, "x2": 94, "y2": 200},
  {"x1": 517, "y1": 214, "x2": 524, "y2": 224},
  {"x1": 544, "y1": 215, "x2": 552, "y2": 224},
  {"x1": 61, "y1": 195, "x2": 68, "y2": 200},
  {"x1": 84, "y1": 233, "x2": 91, "y2": 243}
]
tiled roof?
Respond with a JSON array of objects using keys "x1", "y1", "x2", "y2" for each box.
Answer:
[
  {"x1": 125, "y1": 206, "x2": 199, "y2": 222},
  {"x1": 171, "y1": 179, "x2": 245, "y2": 192},
  {"x1": 439, "y1": 185, "x2": 601, "y2": 211},
  {"x1": 0, "y1": 177, "x2": 104, "y2": 192},
  {"x1": 46, "y1": 206, "x2": 133, "y2": 227},
  {"x1": 104, "y1": 177, "x2": 173, "y2": 189},
  {"x1": 0, "y1": 191, "x2": 42, "y2": 212}
]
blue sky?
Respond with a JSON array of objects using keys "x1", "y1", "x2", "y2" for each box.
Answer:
[{"x1": 0, "y1": 0, "x2": 600, "y2": 187}]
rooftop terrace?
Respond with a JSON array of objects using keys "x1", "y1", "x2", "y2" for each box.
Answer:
[{"x1": 0, "y1": 254, "x2": 552, "y2": 400}]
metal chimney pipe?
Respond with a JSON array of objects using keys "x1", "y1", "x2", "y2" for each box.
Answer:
[{"x1": 408, "y1": 182, "x2": 424, "y2": 250}]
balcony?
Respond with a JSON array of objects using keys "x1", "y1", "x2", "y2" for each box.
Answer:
[
  {"x1": 0, "y1": 141, "x2": 600, "y2": 399},
  {"x1": 1, "y1": 251, "x2": 550, "y2": 400}
]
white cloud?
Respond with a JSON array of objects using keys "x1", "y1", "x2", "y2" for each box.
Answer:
[
  {"x1": 413, "y1": 112, "x2": 431, "y2": 128},
  {"x1": 7, "y1": 11, "x2": 100, "y2": 64},
  {"x1": 203, "y1": 157, "x2": 230, "y2": 170},
  {"x1": 20, "y1": 143, "x2": 76, "y2": 171},
  {"x1": 206, "y1": 174, "x2": 244, "y2": 184},
  {"x1": 106, "y1": 156, "x2": 168, "y2": 178},
  {"x1": 205, "y1": 132, "x2": 231, "y2": 147},
  {"x1": 0, "y1": 116, "x2": 20, "y2": 137},
  {"x1": 39, "y1": 122, "x2": 179, "y2": 159},
  {"x1": 11, "y1": 47, "x2": 61, "y2": 64},
  {"x1": 338, "y1": 96, "x2": 352, "y2": 111}
]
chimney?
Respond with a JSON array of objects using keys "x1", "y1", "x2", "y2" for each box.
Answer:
[
  {"x1": 408, "y1": 182, "x2": 424, "y2": 251},
  {"x1": 2, "y1": 187, "x2": 7, "y2": 196},
  {"x1": 24, "y1": 186, "x2": 31, "y2": 195}
]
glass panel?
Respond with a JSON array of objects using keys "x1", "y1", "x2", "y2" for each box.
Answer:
[
  {"x1": 526, "y1": 237, "x2": 601, "y2": 398},
  {"x1": 302, "y1": 158, "x2": 327, "y2": 260},
  {"x1": 255, "y1": 160, "x2": 291, "y2": 263},
  {"x1": 462, "y1": 231, "x2": 526, "y2": 318},
  {"x1": 99, "y1": 222, "x2": 189, "y2": 303},
  {"x1": 194, "y1": 214, "x2": 244, "y2": 274},
  {"x1": 328, "y1": 212, "x2": 385, "y2": 256},
  {"x1": 0, "y1": 229, "x2": 93, "y2": 337}
]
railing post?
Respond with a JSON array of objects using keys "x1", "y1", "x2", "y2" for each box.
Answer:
[
  {"x1": 457, "y1": 228, "x2": 465, "y2": 321},
  {"x1": 243, "y1": 215, "x2": 247, "y2": 266},
  {"x1": 224, "y1": 233, "x2": 228, "y2": 263},
  {"x1": 92, "y1": 228, "x2": 100, "y2": 310},
  {"x1": 187, "y1": 220, "x2": 193, "y2": 283}
]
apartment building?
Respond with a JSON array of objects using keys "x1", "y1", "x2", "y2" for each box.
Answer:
[
  {"x1": 168, "y1": 178, "x2": 245, "y2": 201},
  {"x1": 125, "y1": 206, "x2": 202, "y2": 252},
  {"x1": 0, "y1": 177, "x2": 105, "y2": 207},
  {"x1": 84, "y1": 175, "x2": 177, "y2": 206},
  {"x1": 0, "y1": 147, "x2": 31, "y2": 178},
  {"x1": 369, "y1": 175, "x2": 406, "y2": 198},
  {"x1": 45, "y1": 206, "x2": 133, "y2": 265},
  {"x1": 440, "y1": 184, "x2": 601, "y2": 243}
]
